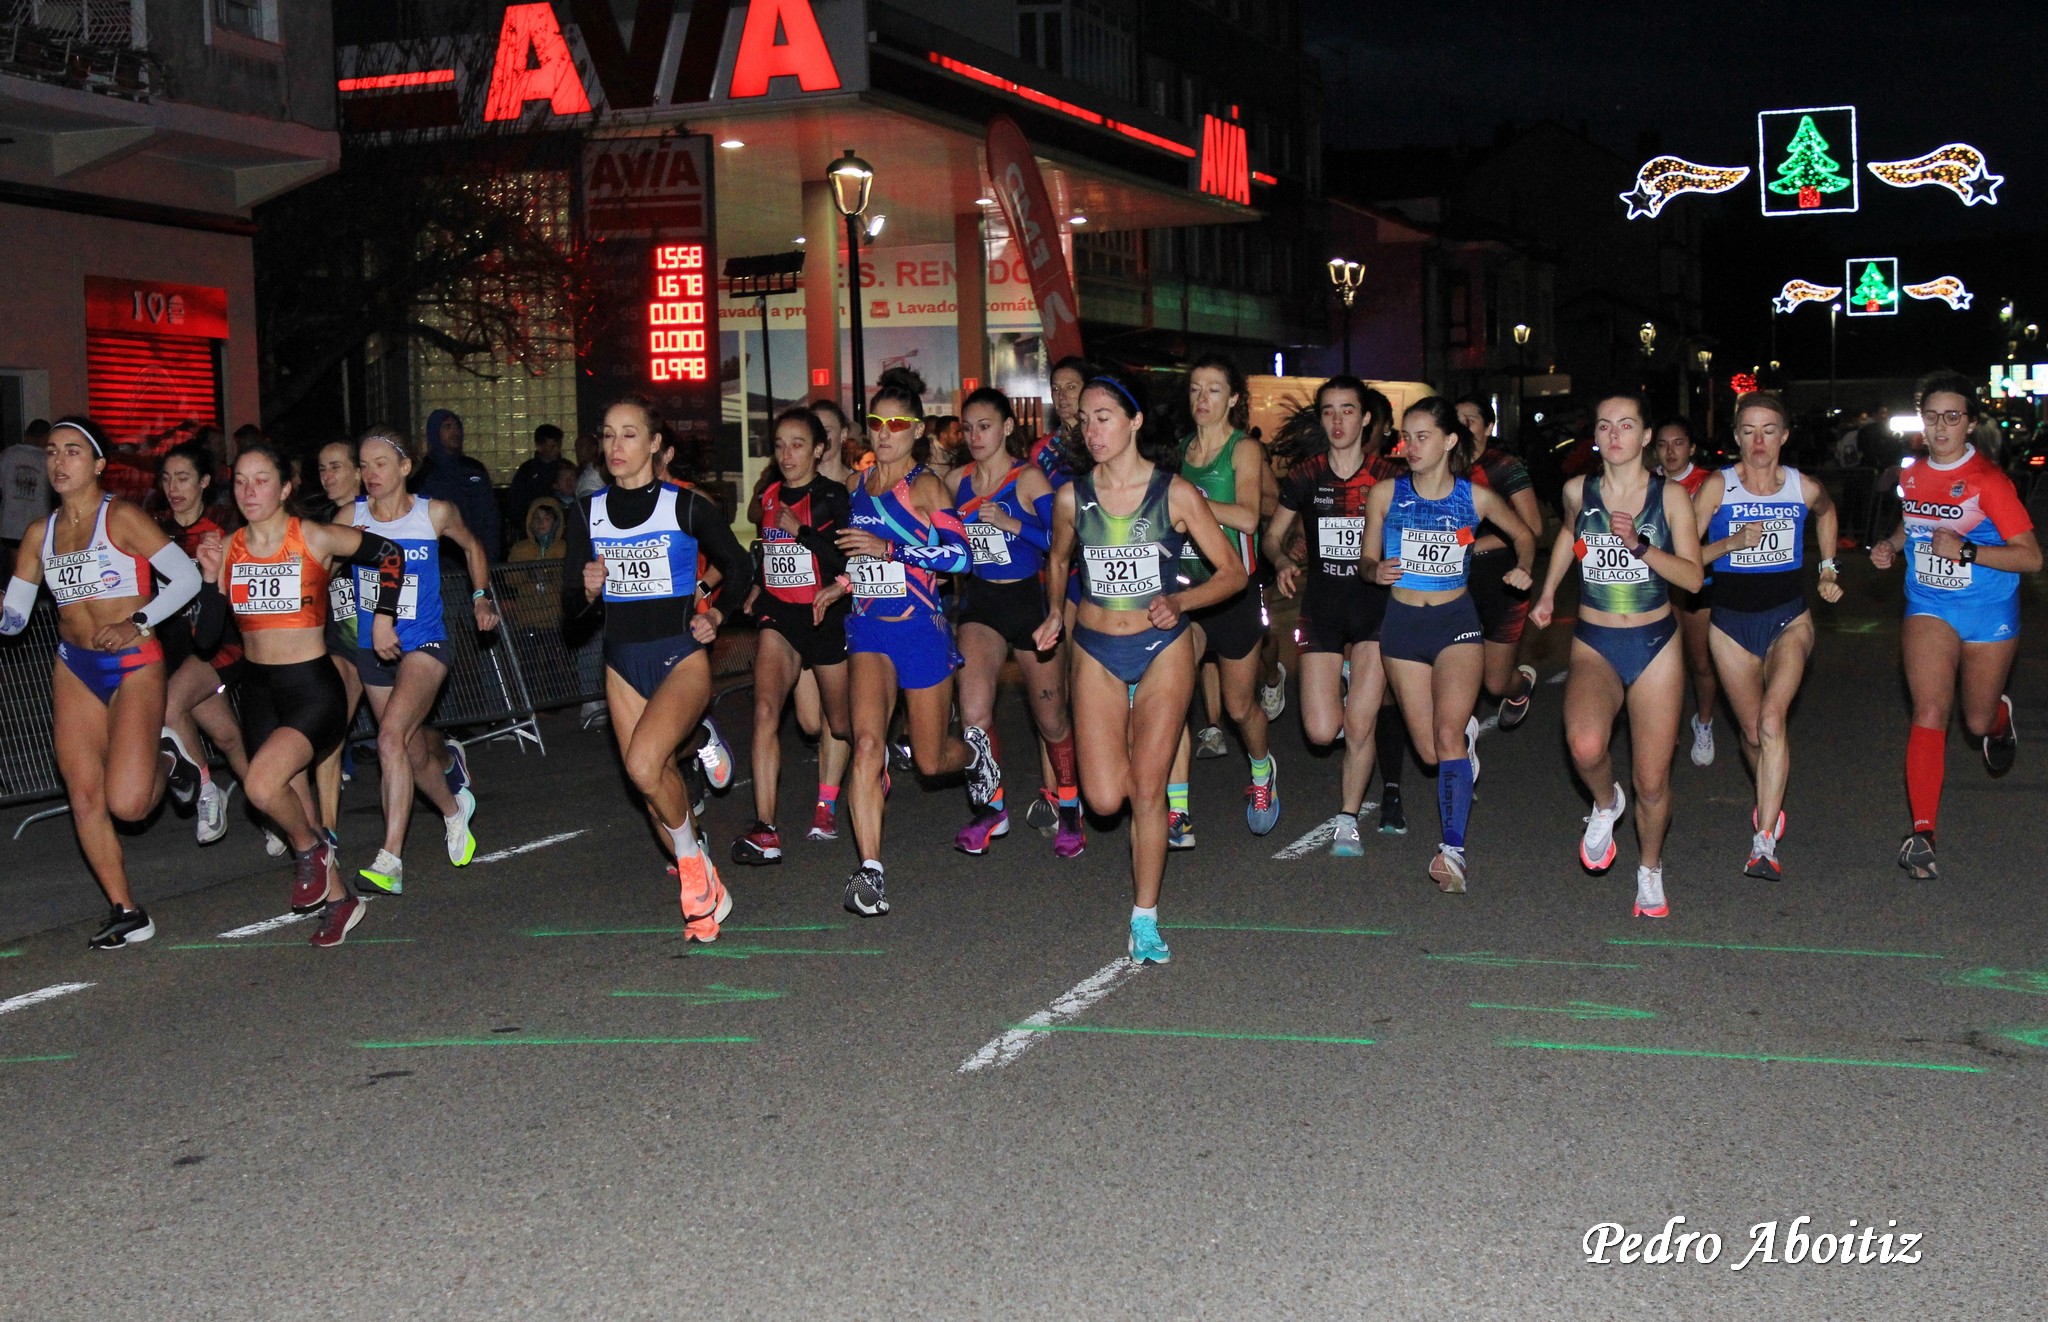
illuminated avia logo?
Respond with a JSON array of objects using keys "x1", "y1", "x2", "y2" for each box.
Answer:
[{"x1": 1199, "y1": 112, "x2": 1250, "y2": 206}]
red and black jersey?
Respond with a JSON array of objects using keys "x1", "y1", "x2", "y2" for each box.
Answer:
[
  {"x1": 160, "y1": 509, "x2": 244, "y2": 669},
  {"x1": 1470, "y1": 446, "x2": 1533, "y2": 545},
  {"x1": 1280, "y1": 450, "x2": 1379, "y2": 580},
  {"x1": 756, "y1": 477, "x2": 851, "y2": 607}
]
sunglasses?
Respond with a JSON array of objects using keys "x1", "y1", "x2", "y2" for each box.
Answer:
[{"x1": 866, "y1": 415, "x2": 918, "y2": 432}]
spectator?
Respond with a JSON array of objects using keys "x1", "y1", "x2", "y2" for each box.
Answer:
[
  {"x1": 0, "y1": 418, "x2": 53, "y2": 554},
  {"x1": 507, "y1": 494, "x2": 566, "y2": 563},
  {"x1": 574, "y1": 430, "x2": 606, "y2": 497},
  {"x1": 507, "y1": 423, "x2": 564, "y2": 525},
  {"x1": 421, "y1": 407, "x2": 502, "y2": 561},
  {"x1": 231, "y1": 423, "x2": 266, "y2": 463}
]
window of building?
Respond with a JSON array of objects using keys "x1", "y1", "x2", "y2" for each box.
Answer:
[
  {"x1": 1444, "y1": 269, "x2": 1472, "y2": 348},
  {"x1": 1067, "y1": 0, "x2": 1135, "y2": 102},
  {"x1": 213, "y1": 0, "x2": 276, "y2": 42},
  {"x1": 1018, "y1": 2, "x2": 1062, "y2": 74}
]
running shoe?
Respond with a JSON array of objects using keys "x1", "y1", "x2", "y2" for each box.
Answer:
[
  {"x1": 1464, "y1": 715, "x2": 1481, "y2": 783},
  {"x1": 444, "y1": 787, "x2": 477, "y2": 866},
  {"x1": 1245, "y1": 756, "x2": 1281, "y2": 836},
  {"x1": 962, "y1": 725, "x2": 1002, "y2": 806},
  {"x1": 1167, "y1": 810, "x2": 1196, "y2": 850},
  {"x1": 1690, "y1": 714, "x2": 1715, "y2": 767},
  {"x1": 1743, "y1": 830, "x2": 1781, "y2": 881},
  {"x1": 954, "y1": 804, "x2": 1010, "y2": 856},
  {"x1": 443, "y1": 738, "x2": 470, "y2": 798},
  {"x1": 679, "y1": 854, "x2": 732, "y2": 942},
  {"x1": 264, "y1": 827, "x2": 288, "y2": 858},
  {"x1": 195, "y1": 778, "x2": 229, "y2": 845},
  {"x1": 1634, "y1": 864, "x2": 1669, "y2": 918},
  {"x1": 1054, "y1": 804, "x2": 1086, "y2": 859},
  {"x1": 309, "y1": 895, "x2": 366, "y2": 948},
  {"x1": 1378, "y1": 784, "x2": 1407, "y2": 835},
  {"x1": 1497, "y1": 664, "x2": 1538, "y2": 732},
  {"x1": 1579, "y1": 782, "x2": 1626, "y2": 872},
  {"x1": 1752, "y1": 807, "x2": 1785, "y2": 841},
  {"x1": 1898, "y1": 830, "x2": 1938, "y2": 880},
  {"x1": 291, "y1": 841, "x2": 334, "y2": 913},
  {"x1": 681, "y1": 755, "x2": 710, "y2": 817},
  {"x1": 1127, "y1": 913, "x2": 1171, "y2": 965},
  {"x1": 697, "y1": 718, "x2": 735, "y2": 790},
  {"x1": 1331, "y1": 813, "x2": 1364, "y2": 857},
  {"x1": 806, "y1": 800, "x2": 839, "y2": 842},
  {"x1": 889, "y1": 739, "x2": 915, "y2": 772},
  {"x1": 358, "y1": 849, "x2": 404, "y2": 897},
  {"x1": 160, "y1": 729, "x2": 201, "y2": 806},
  {"x1": 1193, "y1": 725, "x2": 1229, "y2": 760},
  {"x1": 1983, "y1": 694, "x2": 2017, "y2": 777},
  {"x1": 1430, "y1": 846, "x2": 1467, "y2": 894},
  {"x1": 1024, "y1": 788, "x2": 1059, "y2": 833},
  {"x1": 88, "y1": 905, "x2": 154, "y2": 950},
  {"x1": 732, "y1": 821, "x2": 783, "y2": 865},
  {"x1": 843, "y1": 864, "x2": 889, "y2": 916},
  {"x1": 1259, "y1": 662, "x2": 1288, "y2": 720},
  {"x1": 579, "y1": 700, "x2": 610, "y2": 730}
]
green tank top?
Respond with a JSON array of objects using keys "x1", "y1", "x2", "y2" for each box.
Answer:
[
  {"x1": 1575, "y1": 472, "x2": 1672, "y2": 615},
  {"x1": 1177, "y1": 430, "x2": 1253, "y2": 583},
  {"x1": 1073, "y1": 468, "x2": 1185, "y2": 611}
]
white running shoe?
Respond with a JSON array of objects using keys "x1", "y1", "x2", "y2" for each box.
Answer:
[
  {"x1": 1465, "y1": 714, "x2": 1481, "y2": 782},
  {"x1": 1258, "y1": 662, "x2": 1288, "y2": 721},
  {"x1": 1634, "y1": 864, "x2": 1668, "y2": 918},
  {"x1": 1690, "y1": 714, "x2": 1715, "y2": 767},
  {"x1": 445, "y1": 787, "x2": 477, "y2": 866},
  {"x1": 264, "y1": 828, "x2": 288, "y2": 858},
  {"x1": 195, "y1": 779, "x2": 229, "y2": 845},
  {"x1": 696, "y1": 718, "x2": 735, "y2": 790},
  {"x1": 1579, "y1": 782, "x2": 1626, "y2": 871}
]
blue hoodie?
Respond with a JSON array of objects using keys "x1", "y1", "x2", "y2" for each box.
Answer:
[{"x1": 421, "y1": 408, "x2": 502, "y2": 561}]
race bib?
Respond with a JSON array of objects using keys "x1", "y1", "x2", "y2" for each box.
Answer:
[
  {"x1": 359, "y1": 568, "x2": 422, "y2": 619},
  {"x1": 1082, "y1": 544, "x2": 1163, "y2": 599},
  {"x1": 966, "y1": 523, "x2": 1012, "y2": 568},
  {"x1": 1580, "y1": 533, "x2": 1650, "y2": 586},
  {"x1": 1725, "y1": 518, "x2": 1797, "y2": 569},
  {"x1": 1912, "y1": 542, "x2": 1972, "y2": 592},
  {"x1": 231, "y1": 559, "x2": 303, "y2": 616},
  {"x1": 328, "y1": 574, "x2": 356, "y2": 622},
  {"x1": 1398, "y1": 528, "x2": 1465, "y2": 579},
  {"x1": 1317, "y1": 516, "x2": 1364, "y2": 565},
  {"x1": 762, "y1": 544, "x2": 818, "y2": 590},
  {"x1": 597, "y1": 542, "x2": 675, "y2": 600},
  {"x1": 849, "y1": 556, "x2": 907, "y2": 599},
  {"x1": 43, "y1": 549, "x2": 108, "y2": 605}
]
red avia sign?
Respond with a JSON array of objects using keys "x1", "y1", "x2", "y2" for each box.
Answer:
[
  {"x1": 1199, "y1": 112, "x2": 1250, "y2": 206},
  {"x1": 584, "y1": 136, "x2": 712, "y2": 235},
  {"x1": 84, "y1": 276, "x2": 229, "y2": 339},
  {"x1": 985, "y1": 115, "x2": 1083, "y2": 364}
]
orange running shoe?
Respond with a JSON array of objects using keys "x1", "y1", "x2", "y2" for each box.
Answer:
[{"x1": 677, "y1": 853, "x2": 732, "y2": 943}]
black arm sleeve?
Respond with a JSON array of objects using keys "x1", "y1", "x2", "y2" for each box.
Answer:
[
  {"x1": 342, "y1": 531, "x2": 406, "y2": 617},
  {"x1": 795, "y1": 481, "x2": 850, "y2": 582},
  {"x1": 680, "y1": 489, "x2": 754, "y2": 619},
  {"x1": 191, "y1": 582, "x2": 230, "y2": 652}
]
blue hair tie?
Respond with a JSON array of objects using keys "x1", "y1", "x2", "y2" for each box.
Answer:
[{"x1": 1089, "y1": 376, "x2": 1143, "y2": 416}]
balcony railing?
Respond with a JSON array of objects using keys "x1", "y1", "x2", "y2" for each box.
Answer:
[{"x1": 2, "y1": 0, "x2": 158, "y2": 99}]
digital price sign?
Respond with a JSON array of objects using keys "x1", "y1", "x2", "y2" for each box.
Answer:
[{"x1": 649, "y1": 243, "x2": 709, "y2": 382}]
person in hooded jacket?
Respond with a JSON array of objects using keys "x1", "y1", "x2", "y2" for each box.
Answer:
[{"x1": 420, "y1": 409, "x2": 501, "y2": 562}]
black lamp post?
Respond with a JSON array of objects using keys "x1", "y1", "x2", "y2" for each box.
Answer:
[
  {"x1": 827, "y1": 148, "x2": 875, "y2": 418},
  {"x1": 1328, "y1": 258, "x2": 1364, "y2": 374}
]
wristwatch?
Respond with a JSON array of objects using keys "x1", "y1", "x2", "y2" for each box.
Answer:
[
  {"x1": 1958, "y1": 542, "x2": 1979, "y2": 564},
  {"x1": 1632, "y1": 533, "x2": 1653, "y2": 559},
  {"x1": 128, "y1": 610, "x2": 153, "y2": 639}
]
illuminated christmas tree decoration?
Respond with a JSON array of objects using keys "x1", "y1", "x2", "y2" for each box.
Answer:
[
  {"x1": 1619, "y1": 156, "x2": 1751, "y2": 219},
  {"x1": 1902, "y1": 276, "x2": 1974, "y2": 311},
  {"x1": 1772, "y1": 279, "x2": 1844, "y2": 314},
  {"x1": 1868, "y1": 144, "x2": 2003, "y2": 206},
  {"x1": 1844, "y1": 258, "x2": 1900, "y2": 318},
  {"x1": 1757, "y1": 106, "x2": 1859, "y2": 216},
  {"x1": 1730, "y1": 372, "x2": 1759, "y2": 394}
]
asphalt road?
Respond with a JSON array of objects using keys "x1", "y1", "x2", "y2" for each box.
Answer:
[{"x1": 2, "y1": 557, "x2": 2044, "y2": 1319}]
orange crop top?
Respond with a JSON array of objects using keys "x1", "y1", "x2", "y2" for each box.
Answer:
[{"x1": 223, "y1": 518, "x2": 332, "y2": 631}]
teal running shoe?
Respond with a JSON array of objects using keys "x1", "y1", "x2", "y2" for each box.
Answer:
[{"x1": 1128, "y1": 914, "x2": 1171, "y2": 965}]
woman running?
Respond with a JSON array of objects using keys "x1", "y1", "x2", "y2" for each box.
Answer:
[
  {"x1": 733, "y1": 406, "x2": 852, "y2": 865},
  {"x1": 1265, "y1": 377, "x2": 1394, "y2": 857},
  {"x1": 310, "y1": 439, "x2": 370, "y2": 844},
  {"x1": 1454, "y1": 395, "x2": 1542, "y2": 743},
  {"x1": 348, "y1": 427, "x2": 497, "y2": 895},
  {"x1": 1033, "y1": 371, "x2": 1244, "y2": 963},
  {"x1": 1359, "y1": 398, "x2": 1536, "y2": 892},
  {"x1": 1692, "y1": 392, "x2": 1842, "y2": 881},
  {"x1": 564, "y1": 396, "x2": 752, "y2": 934},
  {"x1": 1, "y1": 417, "x2": 201, "y2": 948},
  {"x1": 817, "y1": 367, "x2": 998, "y2": 916},
  {"x1": 197, "y1": 442, "x2": 405, "y2": 946},
  {"x1": 951, "y1": 387, "x2": 1080, "y2": 857},
  {"x1": 1653, "y1": 417, "x2": 1720, "y2": 767},
  {"x1": 1870, "y1": 371, "x2": 2039, "y2": 879},
  {"x1": 1021, "y1": 355, "x2": 1094, "y2": 836},
  {"x1": 1530, "y1": 393, "x2": 1703, "y2": 917}
]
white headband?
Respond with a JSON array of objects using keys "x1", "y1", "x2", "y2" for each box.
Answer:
[{"x1": 51, "y1": 421, "x2": 103, "y2": 457}]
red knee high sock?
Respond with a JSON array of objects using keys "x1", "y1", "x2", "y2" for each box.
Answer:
[
  {"x1": 1906, "y1": 724, "x2": 1946, "y2": 835},
  {"x1": 1048, "y1": 734, "x2": 1079, "y2": 809}
]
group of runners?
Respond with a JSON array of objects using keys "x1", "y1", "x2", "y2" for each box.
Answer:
[{"x1": 2, "y1": 366, "x2": 2035, "y2": 960}]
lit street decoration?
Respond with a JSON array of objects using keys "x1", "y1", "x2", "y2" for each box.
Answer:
[
  {"x1": 1844, "y1": 257, "x2": 1900, "y2": 317},
  {"x1": 1902, "y1": 276, "x2": 1974, "y2": 311},
  {"x1": 1757, "y1": 106, "x2": 1859, "y2": 216},
  {"x1": 1773, "y1": 279, "x2": 1843, "y2": 314},
  {"x1": 1619, "y1": 156, "x2": 1750, "y2": 219},
  {"x1": 1868, "y1": 144, "x2": 2003, "y2": 206},
  {"x1": 1730, "y1": 372, "x2": 1759, "y2": 394}
]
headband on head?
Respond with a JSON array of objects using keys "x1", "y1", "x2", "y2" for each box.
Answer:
[
  {"x1": 51, "y1": 421, "x2": 103, "y2": 458},
  {"x1": 1088, "y1": 376, "x2": 1143, "y2": 416},
  {"x1": 362, "y1": 434, "x2": 408, "y2": 461}
]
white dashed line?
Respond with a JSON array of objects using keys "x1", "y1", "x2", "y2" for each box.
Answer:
[
  {"x1": 474, "y1": 830, "x2": 588, "y2": 864},
  {"x1": 0, "y1": 982, "x2": 94, "y2": 1016},
  {"x1": 1272, "y1": 815, "x2": 1345, "y2": 859},
  {"x1": 217, "y1": 913, "x2": 312, "y2": 939},
  {"x1": 958, "y1": 959, "x2": 1143, "y2": 1073}
]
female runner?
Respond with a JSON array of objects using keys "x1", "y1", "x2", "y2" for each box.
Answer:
[
  {"x1": 349, "y1": 427, "x2": 497, "y2": 895},
  {"x1": 1870, "y1": 371, "x2": 2039, "y2": 878},
  {"x1": 1265, "y1": 376, "x2": 1393, "y2": 856},
  {"x1": 1652, "y1": 417, "x2": 1720, "y2": 767},
  {"x1": 1033, "y1": 372, "x2": 1244, "y2": 963},
  {"x1": 818, "y1": 367, "x2": 999, "y2": 916},
  {"x1": 198, "y1": 441, "x2": 405, "y2": 946},
  {"x1": 733, "y1": 406, "x2": 851, "y2": 865},
  {"x1": 951, "y1": 387, "x2": 1080, "y2": 857},
  {"x1": 311, "y1": 439, "x2": 370, "y2": 843},
  {"x1": 1, "y1": 417, "x2": 201, "y2": 948},
  {"x1": 1530, "y1": 393, "x2": 1703, "y2": 917},
  {"x1": 1021, "y1": 355, "x2": 1094, "y2": 835},
  {"x1": 1359, "y1": 398, "x2": 1535, "y2": 892},
  {"x1": 1454, "y1": 395, "x2": 1542, "y2": 741},
  {"x1": 1691, "y1": 392, "x2": 1842, "y2": 881},
  {"x1": 563, "y1": 396, "x2": 752, "y2": 934}
]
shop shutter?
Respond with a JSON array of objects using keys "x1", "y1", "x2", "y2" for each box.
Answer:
[{"x1": 86, "y1": 330, "x2": 222, "y2": 450}]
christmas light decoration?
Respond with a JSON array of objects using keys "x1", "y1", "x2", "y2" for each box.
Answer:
[
  {"x1": 1867, "y1": 144, "x2": 2003, "y2": 206},
  {"x1": 1757, "y1": 106, "x2": 1859, "y2": 216},
  {"x1": 1844, "y1": 257, "x2": 1899, "y2": 318},
  {"x1": 1619, "y1": 156, "x2": 1751, "y2": 219},
  {"x1": 1902, "y1": 276, "x2": 1973, "y2": 311},
  {"x1": 1730, "y1": 372, "x2": 1759, "y2": 394},
  {"x1": 1772, "y1": 279, "x2": 1843, "y2": 314}
]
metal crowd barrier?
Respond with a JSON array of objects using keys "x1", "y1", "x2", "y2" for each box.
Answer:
[
  {"x1": 0, "y1": 601, "x2": 68, "y2": 836},
  {"x1": 489, "y1": 559, "x2": 606, "y2": 712},
  {"x1": 429, "y1": 565, "x2": 542, "y2": 752}
]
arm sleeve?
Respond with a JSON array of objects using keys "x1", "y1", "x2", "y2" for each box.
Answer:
[
  {"x1": 894, "y1": 508, "x2": 973, "y2": 575},
  {"x1": 1, "y1": 576, "x2": 36, "y2": 636},
  {"x1": 1017, "y1": 492, "x2": 1055, "y2": 552},
  {"x1": 795, "y1": 484, "x2": 849, "y2": 581},
  {"x1": 342, "y1": 532, "x2": 406, "y2": 617},
  {"x1": 681, "y1": 490, "x2": 754, "y2": 618},
  {"x1": 189, "y1": 582, "x2": 230, "y2": 652},
  {"x1": 560, "y1": 495, "x2": 599, "y2": 625},
  {"x1": 137, "y1": 543, "x2": 202, "y2": 627}
]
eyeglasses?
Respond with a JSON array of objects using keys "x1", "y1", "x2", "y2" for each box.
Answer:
[
  {"x1": 1919, "y1": 410, "x2": 1967, "y2": 427},
  {"x1": 867, "y1": 415, "x2": 918, "y2": 432}
]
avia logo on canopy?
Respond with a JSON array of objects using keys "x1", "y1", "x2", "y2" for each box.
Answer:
[{"x1": 1199, "y1": 111, "x2": 1250, "y2": 206}]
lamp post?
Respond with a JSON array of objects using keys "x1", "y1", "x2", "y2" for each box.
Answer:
[
  {"x1": 827, "y1": 148, "x2": 876, "y2": 417},
  {"x1": 1829, "y1": 302, "x2": 1840, "y2": 415},
  {"x1": 1697, "y1": 347, "x2": 1714, "y2": 434},
  {"x1": 1328, "y1": 258, "x2": 1364, "y2": 374}
]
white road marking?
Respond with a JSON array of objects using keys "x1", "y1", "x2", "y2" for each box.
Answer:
[
  {"x1": 958, "y1": 958, "x2": 1143, "y2": 1073},
  {"x1": 473, "y1": 830, "x2": 588, "y2": 864},
  {"x1": 217, "y1": 913, "x2": 312, "y2": 939},
  {"x1": 0, "y1": 982, "x2": 94, "y2": 1016},
  {"x1": 1272, "y1": 815, "x2": 1344, "y2": 859}
]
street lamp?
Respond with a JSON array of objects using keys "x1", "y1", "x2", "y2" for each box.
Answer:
[
  {"x1": 1328, "y1": 257, "x2": 1364, "y2": 374},
  {"x1": 1638, "y1": 322, "x2": 1657, "y2": 356},
  {"x1": 1697, "y1": 347, "x2": 1714, "y2": 433},
  {"x1": 827, "y1": 148, "x2": 876, "y2": 416},
  {"x1": 1829, "y1": 302, "x2": 1841, "y2": 415}
]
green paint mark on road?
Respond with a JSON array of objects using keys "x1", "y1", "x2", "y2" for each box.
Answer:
[
  {"x1": 526, "y1": 923, "x2": 845, "y2": 938},
  {"x1": 1991, "y1": 1027, "x2": 2048, "y2": 1050},
  {"x1": 687, "y1": 945, "x2": 884, "y2": 960},
  {"x1": 1427, "y1": 951, "x2": 1638, "y2": 970},
  {"x1": 1610, "y1": 939, "x2": 1945, "y2": 960},
  {"x1": 1946, "y1": 967, "x2": 2048, "y2": 996},
  {"x1": 1471, "y1": 1001, "x2": 1656, "y2": 1021},
  {"x1": 1016, "y1": 1024, "x2": 1376, "y2": 1046},
  {"x1": 358, "y1": 1036, "x2": 753, "y2": 1049},
  {"x1": 0, "y1": 949, "x2": 21, "y2": 958},
  {"x1": 1165, "y1": 923, "x2": 1395, "y2": 936},
  {"x1": 1499, "y1": 1039, "x2": 1981, "y2": 1073},
  {"x1": 610, "y1": 985, "x2": 786, "y2": 1004},
  {"x1": 2, "y1": 1054, "x2": 76, "y2": 1064},
  {"x1": 169, "y1": 939, "x2": 417, "y2": 949}
]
